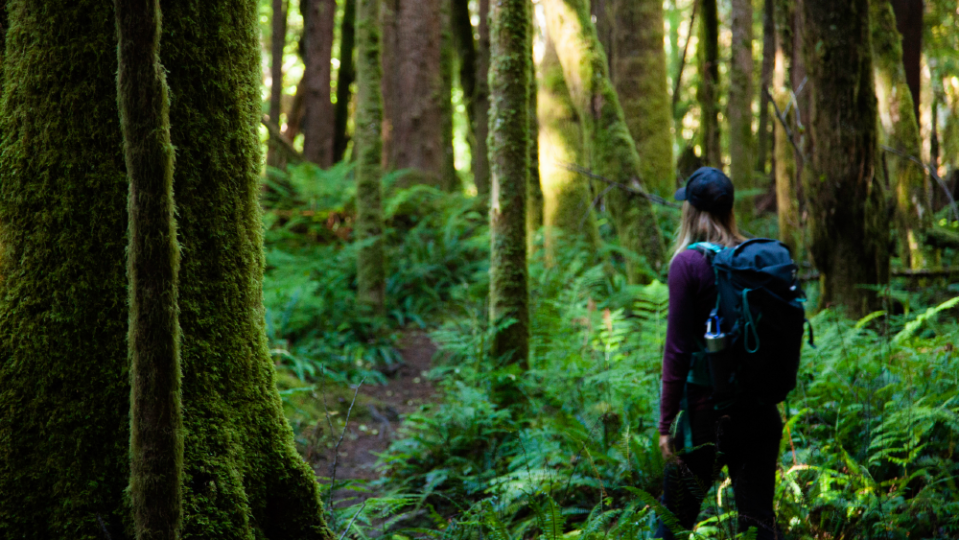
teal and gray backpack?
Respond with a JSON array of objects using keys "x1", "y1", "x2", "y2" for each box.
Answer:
[{"x1": 686, "y1": 238, "x2": 813, "y2": 407}]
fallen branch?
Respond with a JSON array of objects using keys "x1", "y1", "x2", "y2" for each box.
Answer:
[
  {"x1": 880, "y1": 144, "x2": 959, "y2": 224},
  {"x1": 671, "y1": 0, "x2": 699, "y2": 114},
  {"x1": 261, "y1": 115, "x2": 305, "y2": 164},
  {"x1": 559, "y1": 162, "x2": 681, "y2": 209},
  {"x1": 763, "y1": 86, "x2": 807, "y2": 166}
]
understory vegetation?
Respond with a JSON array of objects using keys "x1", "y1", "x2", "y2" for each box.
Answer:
[{"x1": 262, "y1": 165, "x2": 959, "y2": 540}]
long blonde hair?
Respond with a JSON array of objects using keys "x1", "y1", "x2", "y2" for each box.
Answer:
[{"x1": 671, "y1": 202, "x2": 745, "y2": 261}]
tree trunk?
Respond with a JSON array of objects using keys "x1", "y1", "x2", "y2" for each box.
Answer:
[
  {"x1": 610, "y1": 0, "x2": 675, "y2": 196},
  {"x1": 527, "y1": 0, "x2": 543, "y2": 255},
  {"x1": 774, "y1": 37, "x2": 801, "y2": 255},
  {"x1": 871, "y1": 0, "x2": 931, "y2": 269},
  {"x1": 802, "y1": 0, "x2": 889, "y2": 317},
  {"x1": 115, "y1": 0, "x2": 183, "y2": 538},
  {"x1": 488, "y1": 0, "x2": 530, "y2": 366},
  {"x1": 380, "y1": 0, "x2": 397, "y2": 168},
  {"x1": 385, "y1": 0, "x2": 447, "y2": 188},
  {"x1": 698, "y1": 0, "x2": 721, "y2": 168},
  {"x1": 538, "y1": 35, "x2": 599, "y2": 259},
  {"x1": 333, "y1": 0, "x2": 356, "y2": 162},
  {"x1": 473, "y1": 0, "x2": 492, "y2": 200},
  {"x1": 543, "y1": 0, "x2": 666, "y2": 280},
  {"x1": 302, "y1": 0, "x2": 336, "y2": 167},
  {"x1": 441, "y1": 0, "x2": 458, "y2": 191},
  {"x1": 728, "y1": 0, "x2": 755, "y2": 219},
  {"x1": 889, "y1": 0, "x2": 922, "y2": 122},
  {"x1": 267, "y1": 0, "x2": 288, "y2": 168},
  {"x1": 451, "y1": 0, "x2": 476, "y2": 131},
  {"x1": 355, "y1": 0, "x2": 386, "y2": 311},
  {"x1": 591, "y1": 0, "x2": 612, "y2": 69},
  {"x1": 756, "y1": 0, "x2": 775, "y2": 175}
]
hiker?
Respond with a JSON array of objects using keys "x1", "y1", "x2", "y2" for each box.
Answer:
[{"x1": 654, "y1": 167, "x2": 786, "y2": 540}]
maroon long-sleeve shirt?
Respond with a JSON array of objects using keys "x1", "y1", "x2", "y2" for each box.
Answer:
[{"x1": 659, "y1": 248, "x2": 716, "y2": 436}]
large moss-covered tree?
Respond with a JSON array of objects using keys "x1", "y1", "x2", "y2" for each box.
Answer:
[
  {"x1": 355, "y1": 0, "x2": 386, "y2": 311},
  {"x1": 610, "y1": 0, "x2": 675, "y2": 196},
  {"x1": 0, "y1": 0, "x2": 333, "y2": 537},
  {"x1": 542, "y1": 0, "x2": 666, "y2": 279},
  {"x1": 871, "y1": 0, "x2": 931, "y2": 269},
  {"x1": 488, "y1": 0, "x2": 530, "y2": 367},
  {"x1": 802, "y1": 0, "x2": 889, "y2": 316},
  {"x1": 115, "y1": 0, "x2": 183, "y2": 537}
]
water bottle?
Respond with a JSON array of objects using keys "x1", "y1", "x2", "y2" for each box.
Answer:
[{"x1": 704, "y1": 314, "x2": 727, "y2": 353}]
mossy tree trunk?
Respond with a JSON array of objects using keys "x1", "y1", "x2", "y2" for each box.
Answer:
[
  {"x1": 488, "y1": 0, "x2": 530, "y2": 367},
  {"x1": 538, "y1": 35, "x2": 599, "y2": 260},
  {"x1": 266, "y1": 0, "x2": 288, "y2": 168},
  {"x1": 543, "y1": 0, "x2": 666, "y2": 280},
  {"x1": 333, "y1": 0, "x2": 356, "y2": 162},
  {"x1": 115, "y1": 0, "x2": 183, "y2": 538},
  {"x1": 610, "y1": 0, "x2": 675, "y2": 196},
  {"x1": 451, "y1": 0, "x2": 477, "y2": 155},
  {"x1": 698, "y1": 0, "x2": 721, "y2": 168},
  {"x1": 871, "y1": 0, "x2": 931, "y2": 269},
  {"x1": 802, "y1": 0, "x2": 889, "y2": 317},
  {"x1": 526, "y1": 0, "x2": 543, "y2": 255},
  {"x1": 0, "y1": 0, "x2": 132, "y2": 535},
  {"x1": 355, "y1": 0, "x2": 386, "y2": 311},
  {"x1": 756, "y1": 0, "x2": 775, "y2": 175},
  {"x1": 302, "y1": 0, "x2": 336, "y2": 167},
  {"x1": 773, "y1": 34, "x2": 801, "y2": 255},
  {"x1": 441, "y1": 0, "x2": 458, "y2": 191},
  {"x1": 728, "y1": 0, "x2": 755, "y2": 219},
  {"x1": 473, "y1": 0, "x2": 492, "y2": 201}
]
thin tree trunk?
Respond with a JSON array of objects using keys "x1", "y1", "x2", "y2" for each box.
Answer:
[
  {"x1": 451, "y1": 0, "x2": 476, "y2": 129},
  {"x1": 355, "y1": 0, "x2": 386, "y2": 311},
  {"x1": 889, "y1": 0, "x2": 922, "y2": 122},
  {"x1": 441, "y1": 0, "x2": 458, "y2": 191},
  {"x1": 802, "y1": 0, "x2": 889, "y2": 317},
  {"x1": 872, "y1": 0, "x2": 931, "y2": 269},
  {"x1": 757, "y1": 0, "x2": 775, "y2": 175},
  {"x1": 302, "y1": 0, "x2": 336, "y2": 166},
  {"x1": 539, "y1": 35, "x2": 599, "y2": 259},
  {"x1": 333, "y1": 0, "x2": 356, "y2": 162},
  {"x1": 285, "y1": 75, "x2": 307, "y2": 142},
  {"x1": 611, "y1": 0, "x2": 675, "y2": 196},
  {"x1": 527, "y1": 0, "x2": 543, "y2": 254},
  {"x1": 267, "y1": 0, "x2": 288, "y2": 167},
  {"x1": 380, "y1": 0, "x2": 397, "y2": 168},
  {"x1": 698, "y1": 0, "x2": 721, "y2": 168},
  {"x1": 115, "y1": 1, "x2": 182, "y2": 538},
  {"x1": 790, "y1": 0, "x2": 807, "y2": 195},
  {"x1": 473, "y1": 0, "x2": 491, "y2": 200},
  {"x1": 773, "y1": 31, "x2": 801, "y2": 255},
  {"x1": 543, "y1": 0, "x2": 666, "y2": 280},
  {"x1": 591, "y1": 0, "x2": 612, "y2": 69},
  {"x1": 488, "y1": 0, "x2": 530, "y2": 366},
  {"x1": 729, "y1": 0, "x2": 755, "y2": 218}
]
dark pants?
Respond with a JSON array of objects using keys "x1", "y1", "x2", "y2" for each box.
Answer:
[{"x1": 653, "y1": 403, "x2": 783, "y2": 540}]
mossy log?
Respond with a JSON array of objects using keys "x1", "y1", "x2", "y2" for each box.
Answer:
[{"x1": 542, "y1": 0, "x2": 666, "y2": 280}]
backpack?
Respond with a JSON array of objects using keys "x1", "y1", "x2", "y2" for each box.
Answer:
[{"x1": 686, "y1": 238, "x2": 813, "y2": 407}]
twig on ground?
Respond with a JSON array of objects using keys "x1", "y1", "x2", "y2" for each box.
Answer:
[
  {"x1": 337, "y1": 500, "x2": 368, "y2": 540},
  {"x1": 328, "y1": 377, "x2": 367, "y2": 515}
]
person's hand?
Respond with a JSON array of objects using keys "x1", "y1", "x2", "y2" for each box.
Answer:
[{"x1": 659, "y1": 434, "x2": 680, "y2": 464}]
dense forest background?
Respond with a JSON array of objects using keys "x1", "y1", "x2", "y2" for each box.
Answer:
[{"x1": 0, "y1": 0, "x2": 957, "y2": 539}]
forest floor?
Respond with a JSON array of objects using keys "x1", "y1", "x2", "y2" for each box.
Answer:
[{"x1": 314, "y1": 331, "x2": 439, "y2": 504}]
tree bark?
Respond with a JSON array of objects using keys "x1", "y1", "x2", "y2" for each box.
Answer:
[
  {"x1": 773, "y1": 36, "x2": 801, "y2": 255},
  {"x1": 380, "y1": 0, "x2": 397, "y2": 168},
  {"x1": 728, "y1": 0, "x2": 755, "y2": 218},
  {"x1": 333, "y1": 0, "x2": 356, "y2": 162},
  {"x1": 473, "y1": 0, "x2": 491, "y2": 200},
  {"x1": 802, "y1": 0, "x2": 889, "y2": 317},
  {"x1": 889, "y1": 0, "x2": 922, "y2": 122},
  {"x1": 543, "y1": 0, "x2": 666, "y2": 280},
  {"x1": 450, "y1": 0, "x2": 476, "y2": 129},
  {"x1": 611, "y1": 0, "x2": 675, "y2": 196},
  {"x1": 872, "y1": 0, "x2": 931, "y2": 269},
  {"x1": 441, "y1": 0, "x2": 458, "y2": 191},
  {"x1": 527, "y1": 0, "x2": 543, "y2": 255},
  {"x1": 538, "y1": 35, "x2": 599, "y2": 259},
  {"x1": 698, "y1": 0, "x2": 721, "y2": 168},
  {"x1": 488, "y1": 0, "x2": 530, "y2": 366},
  {"x1": 115, "y1": 0, "x2": 183, "y2": 538},
  {"x1": 302, "y1": 0, "x2": 336, "y2": 167},
  {"x1": 267, "y1": 0, "x2": 288, "y2": 168},
  {"x1": 756, "y1": 0, "x2": 775, "y2": 175},
  {"x1": 355, "y1": 0, "x2": 386, "y2": 311}
]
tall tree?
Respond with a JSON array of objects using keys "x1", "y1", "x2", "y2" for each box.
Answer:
[
  {"x1": 355, "y1": 0, "x2": 386, "y2": 311},
  {"x1": 698, "y1": 0, "x2": 721, "y2": 167},
  {"x1": 538, "y1": 36, "x2": 600, "y2": 258},
  {"x1": 115, "y1": 0, "x2": 183, "y2": 538},
  {"x1": 473, "y1": 0, "x2": 492, "y2": 199},
  {"x1": 267, "y1": 0, "x2": 288, "y2": 168},
  {"x1": 756, "y1": 0, "x2": 775, "y2": 175},
  {"x1": 728, "y1": 0, "x2": 755, "y2": 218},
  {"x1": 302, "y1": 0, "x2": 336, "y2": 166},
  {"x1": 0, "y1": 0, "x2": 334, "y2": 536},
  {"x1": 441, "y1": 0, "x2": 458, "y2": 190},
  {"x1": 802, "y1": 0, "x2": 889, "y2": 316},
  {"x1": 382, "y1": 0, "x2": 449, "y2": 188},
  {"x1": 773, "y1": 23, "x2": 802, "y2": 255},
  {"x1": 610, "y1": 0, "x2": 675, "y2": 196},
  {"x1": 543, "y1": 0, "x2": 666, "y2": 280},
  {"x1": 488, "y1": 0, "x2": 530, "y2": 366},
  {"x1": 889, "y1": 0, "x2": 922, "y2": 121},
  {"x1": 527, "y1": 0, "x2": 543, "y2": 254},
  {"x1": 333, "y1": 0, "x2": 356, "y2": 162}
]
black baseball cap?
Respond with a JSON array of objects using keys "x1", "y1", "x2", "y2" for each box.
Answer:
[{"x1": 674, "y1": 167, "x2": 735, "y2": 214}]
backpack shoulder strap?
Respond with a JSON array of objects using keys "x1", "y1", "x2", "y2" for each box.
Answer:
[{"x1": 687, "y1": 242, "x2": 722, "y2": 263}]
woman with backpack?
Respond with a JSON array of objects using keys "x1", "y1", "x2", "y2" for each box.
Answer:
[{"x1": 654, "y1": 167, "x2": 785, "y2": 539}]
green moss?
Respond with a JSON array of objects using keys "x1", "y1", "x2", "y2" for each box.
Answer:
[
  {"x1": 488, "y1": 0, "x2": 531, "y2": 367},
  {"x1": 355, "y1": 0, "x2": 386, "y2": 311}
]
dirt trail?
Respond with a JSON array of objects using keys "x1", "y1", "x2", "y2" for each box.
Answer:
[{"x1": 314, "y1": 332, "x2": 438, "y2": 497}]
